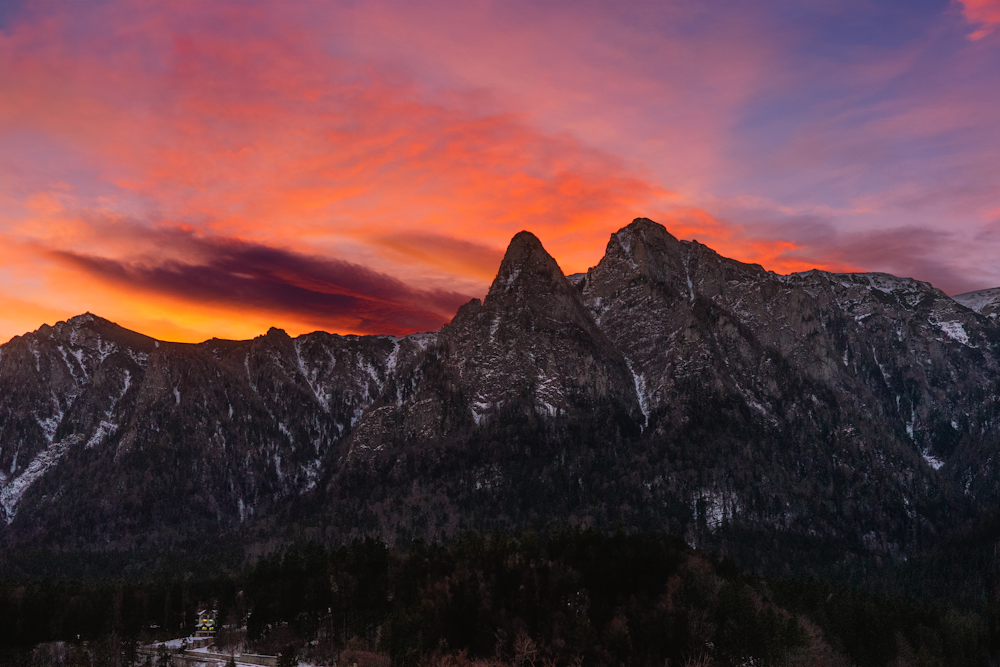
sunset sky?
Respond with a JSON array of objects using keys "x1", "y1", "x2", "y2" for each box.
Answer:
[{"x1": 2, "y1": 0, "x2": 999, "y2": 342}]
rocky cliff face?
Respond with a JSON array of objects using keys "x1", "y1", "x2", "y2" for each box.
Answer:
[
  {"x1": 0, "y1": 316, "x2": 408, "y2": 546},
  {"x1": 343, "y1": 232, "x2": 641, "y2": 457},
  {"x1": 574, "y1": 220, "x2": 1000, "y2": 555},
  {"x1": 2, "y1": 219, "x2": 999, "y2": 567}
]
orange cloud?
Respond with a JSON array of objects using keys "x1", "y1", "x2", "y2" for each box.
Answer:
[{"x1": 0, "y1": 2, "x2": 876, "y2": 343}]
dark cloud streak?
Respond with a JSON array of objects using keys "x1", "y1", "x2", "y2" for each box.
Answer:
[{"x1": 49, "y1": 230, "x2": 474, "y2": 335}]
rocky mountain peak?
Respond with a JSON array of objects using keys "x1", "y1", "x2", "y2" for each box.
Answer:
[
  {"x1": 68, "y1": 312, "x2": 98, "y2": 324},
  {"x1": 582, "y1": 218, "x2": 693, "y2": 302},
  {"x1": 617, "y1": 217, "x2": 681, "y2": 254},
  {"x1": 414, "y1": 230, "x2": 645, "y2": 436},
  {"x1": 614, "y1": 218, "x2": 681, "y2": 270},
  {"x1": 464, "y1": 230, "x2": 612, "y2": 336},
  {"x1": 486, "y1": 230, "x2": 569, "y2": 305},
  {"x1": 265, "y1": 327, "x2": 292, "y2": 341}
]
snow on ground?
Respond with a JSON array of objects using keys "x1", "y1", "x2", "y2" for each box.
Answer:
[
  {"x1": 0, "y1": 436, "x2": 79, "y2": 522},
  {"x1": 822, "y1": 272, "x2": 929, "y2": 307},
  {"x1": 293, "y1": 339, "x2": 330, "y2": 410},
  {"x1": 624, "y1": 358, "x2": 649, "y2": 425},
  {"x1": 96, "y1": 337, "x2": 117, "y2": 362},
  {"x1": 384, "y1": 337, "x2": 401, "y2": 375},
  {"x1": 936, "y1": 320, "x2": 970, "y2": 345},
  {"x1": 694, "y1": 489, "x2": 740, "y2": 531},
  {"x1": 156, "y1": 637, "x2": 189, "y2": 649},
  {"x1": 953, "y1": 287, "x2": 1000, "y2": 313},
  {"x1": 405, "y1": 331, "x2": 437, "y2": 351},
  {"x1": 922, "y1": 451, "x2": 945, "y2": 470},
  {"x1": 86, "y1": 421, "x2": 118, "y2": 448}
]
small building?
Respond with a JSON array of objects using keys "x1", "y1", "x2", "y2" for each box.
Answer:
[{"x1": 194, "y1": 609, "x2": 217, "y2": 637}]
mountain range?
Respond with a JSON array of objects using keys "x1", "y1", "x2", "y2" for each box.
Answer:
[{"x1": 3, "y1": 218, "x2": 1000, "y2": 576}]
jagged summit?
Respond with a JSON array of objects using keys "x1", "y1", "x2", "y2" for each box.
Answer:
[
  {"x1": 499, "y1": 230, "x2": 549, "y2": 266},
  {"x1": 67, "y1": 312, "x2": 97, "y2": 325},
  {"x1": 621, "y1": 216, "x2": 681, "y2": 245},
  {"x1": 607, "y1": 217, "x2": 684, "y2": 271},
  {"x1": 426, "y1": 229, "x2": 643, "y2": 433},
  {"x1": 486, "y1": 230, "x2": 571, "y2": 305},
  {"x1": 469, "y1": 230, "x2": 611, "y2": 335},
  {"x1": 582, "y1": 218, "x2": 767, "y2": 301}
]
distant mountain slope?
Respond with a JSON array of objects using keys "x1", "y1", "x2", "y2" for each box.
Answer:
[
  {"x1": 2, "y1": 219, "x2": 999, "y2": 572},
  {"x1": 954, "y1": 286, "x2": 1000, "y2": 319}
]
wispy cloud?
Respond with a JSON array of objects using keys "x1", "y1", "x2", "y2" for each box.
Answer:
[
  {"x1": 0, "y1": 2, "x2": 679, "y2": 339},
  {"x1": 1, "y1": 1, "x2": 999, "y2": 341},
  {"x1": 957, "y1": 0, "x2": 1000, "y2": 39}
]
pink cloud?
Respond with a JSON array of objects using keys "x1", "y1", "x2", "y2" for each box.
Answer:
[
  {"x1": 2, "y1": 1, "x2": 999, "y2": 343},
  {"x1": 0, "y1": 2, "x2": 687, "y2": 339},
  {"x1": 957, "y1": 0, "x2": 1000, "y2": 39}
]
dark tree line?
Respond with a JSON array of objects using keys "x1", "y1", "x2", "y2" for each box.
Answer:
[{"x1": 2, "y1": 530, "x2": 1000, "y2": 666}]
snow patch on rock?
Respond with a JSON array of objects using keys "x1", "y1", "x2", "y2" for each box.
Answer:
[
  {"x1": 86, "y1": 420, "x2": 118, "y2": 448},
  {"x1": 936, "y1": 320, "x2": 970, "y2": 346},
  {"x1": 922, "y1": 451, "x2": 944, "y2": 470},
  {"x1": 694, "y1": 489, "x2": 740, "y2": 531},
  {"x1": 1, "y1": 435, "x2": 81, "y2": 523},
  {"x1": 624, "y1": 358, "x2": 649, "y2": 426}
]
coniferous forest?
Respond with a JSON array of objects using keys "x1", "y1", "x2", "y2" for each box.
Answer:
[{"x1": 4, "y1": 530, "x2": 1000, "y2": 667}]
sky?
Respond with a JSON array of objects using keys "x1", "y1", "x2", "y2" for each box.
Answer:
[{"x1": 1, "y1": 0, "x2": 999, "y2": 343}]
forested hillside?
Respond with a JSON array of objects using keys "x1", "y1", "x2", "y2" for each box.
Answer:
[{"x1": 2, "y1": 531, "x2": 998, "y2": 667}]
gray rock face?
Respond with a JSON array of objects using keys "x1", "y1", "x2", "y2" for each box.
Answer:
[
  {"x1": 437, "y1": 231, "x2": 641, "y2": 429},
  {"x1": 576, "y1": 219, "x2": 1000, "y2": 553},
  {"x1": 2, "y1": 219, "x2": 999, "y2": 563},
  {"x1": 0, "y1": 315, "x2": 405, "y2": 546},
  {"x1": 340, "y1": 231, "x2": 642, "y2": 462}
]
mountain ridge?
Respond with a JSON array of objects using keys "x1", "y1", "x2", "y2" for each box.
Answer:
[{"x1": 2, "y1": 218, "x2": 999, "y2": 578}]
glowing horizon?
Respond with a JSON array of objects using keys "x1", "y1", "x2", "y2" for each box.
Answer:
[{"x1": 2, "y1": 1, "x2": 999, "y2": 343}]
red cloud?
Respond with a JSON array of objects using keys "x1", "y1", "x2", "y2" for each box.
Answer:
[
  {"x1": 957, "y1": 0, "x2": 1000, "y2": 39},
  {"x1": 7, "y1": 2, "x2": 986, "y2": 343},
  {"x1": 0, "y1": 1, "x2": 690, "y2": 341}
]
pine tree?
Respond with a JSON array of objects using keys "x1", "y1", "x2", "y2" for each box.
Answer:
[
  {"x1": 156, "y1": 644, "x2": 172, "y2": 667},
  {"x1": 277, "y1": 644, "x2": 297, "y2": 667}
]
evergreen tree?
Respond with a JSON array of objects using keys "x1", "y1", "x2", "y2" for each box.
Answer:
[
  {"x1": 277, "y1": 644, "x2": 297, "y2": 667},
  {"x1": 156, "y1": 644, "x2": 171, "y2": 667}
]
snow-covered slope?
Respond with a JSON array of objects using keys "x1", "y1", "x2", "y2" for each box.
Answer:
[{"x1": 953, "y1": 287, "x2": 1000, "y2": 318}]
